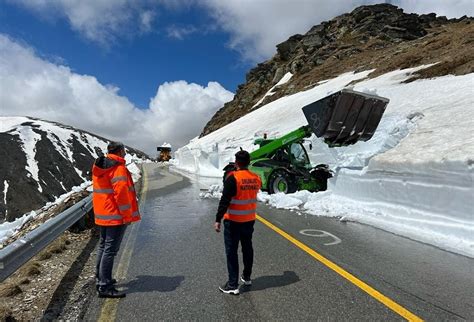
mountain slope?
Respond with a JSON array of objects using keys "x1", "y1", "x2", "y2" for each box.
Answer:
[
  {"x1": 0, "y1": 117, "x2": 149, "y2": 222},
  {"x1": 201, "y1": 3, "x2": 473, "y2": 136}
]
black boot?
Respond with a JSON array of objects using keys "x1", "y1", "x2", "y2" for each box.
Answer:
[
  {"x1": 96, "y1": 278, "x2": 118, "y2": 292},
  {"x1": 98, "y1": 287, "x2": 126, "y2": 298}
]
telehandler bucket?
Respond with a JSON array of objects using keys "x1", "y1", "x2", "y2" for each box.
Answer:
[{"x1": 302, "y1": 89, "x2": 389, "y2": 146}]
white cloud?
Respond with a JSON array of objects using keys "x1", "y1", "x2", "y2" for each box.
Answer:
[
  {"x1": 8, "y1": 0, "x2": 157, "y2": 45},
  {"x1": 140, "y1": 10, "x2": 156, "y2": 33},
  {"x1": 149, "y1": 81, "x2": 234, "y2": 147},
  {"x1": 0, "y1": 35, "x2": 234, "y2": 154},
  {"x1": 199, "y1": 0, "x2": 474, "y2": 62},
  {"x1": 166, "y1": 25, "x2": 198, "y2": 40}
]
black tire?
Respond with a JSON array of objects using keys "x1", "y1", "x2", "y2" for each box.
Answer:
[{"x1": 268, "y1": 170, "x2": 297, "y2": 194}]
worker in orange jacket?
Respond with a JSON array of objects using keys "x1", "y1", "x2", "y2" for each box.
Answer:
[
  {"x1": 92, "y1": 141, "x2": 141, "y2": 298},
  {"x1": 215, "y1": 150, "x2": 261, "y2": 295}
]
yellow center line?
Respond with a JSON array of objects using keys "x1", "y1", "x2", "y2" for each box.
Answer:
[
  {"x1": 256, "y1": 214, "x2": 423, "y2": 322},
  {"x1": 98, "y1": 166, "x2": 149, "y2": 322}
]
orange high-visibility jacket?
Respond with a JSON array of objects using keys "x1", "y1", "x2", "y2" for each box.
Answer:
[
  {"x1": 224, "y1": 170, "x2": 261, "y2": 222},
  {"x1": 92, "y1": 154, "x2": 141, "y2": 226}
]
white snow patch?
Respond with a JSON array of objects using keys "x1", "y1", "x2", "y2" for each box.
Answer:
[
  {"x1": 252, "y1": 72, "x2": 293, "y2": 108},
  {"x1": 259, "y1": 192, "x2": 303, "y2": 209},
  {"x1": 3, "y1": 180, "x2": 8, "y2": 218},
  {"x1": 0, "y1": 210, "x2": 39, "y2": 245},
  {"x1": 160, "y1": 142, "x2": 172, "y2": 148},
  {"x1": 14, "y1": 125, "x2": 43, "y2": 192}
]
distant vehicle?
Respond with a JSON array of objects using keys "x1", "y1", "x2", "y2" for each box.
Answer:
[
  {"x1": 157, "y1": 146, "x2": 172, "y2": 162},
  {"x1": 224, "y1": 89, "x2": 389, "y2": 194}
]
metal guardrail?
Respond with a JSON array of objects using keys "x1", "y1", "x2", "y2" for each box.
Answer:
[{"x1": 0, "y1": 195, "x2": 92, "y2": 282}]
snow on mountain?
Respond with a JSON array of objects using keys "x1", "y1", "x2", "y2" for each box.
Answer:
[
  {"x1": 0, "y1": 116, "x2": 150, "y2": 222},
  {"x1": 173, "y1": 67, "x2": 474, "y2": 258}
]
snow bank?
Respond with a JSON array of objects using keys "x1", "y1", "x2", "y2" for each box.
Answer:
[
  {"x1": 0, "y1": 210, "x2": 38, "y2": 245},
  {"x1": 177, "y1": 67, "x2": 474, "y2": 258}
]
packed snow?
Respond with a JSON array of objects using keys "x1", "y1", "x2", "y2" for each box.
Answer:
[{"x1": 174, "y1": 67, "x2": 474, "y2": 258}]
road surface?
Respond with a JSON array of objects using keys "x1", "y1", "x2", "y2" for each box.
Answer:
[{"x1": 85, "y1": 163, "x2": 474, "y2": 321}]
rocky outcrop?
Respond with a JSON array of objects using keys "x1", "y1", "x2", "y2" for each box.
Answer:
[{"x1": 201, "y1": 4, "x2": 473, "y2": 137}]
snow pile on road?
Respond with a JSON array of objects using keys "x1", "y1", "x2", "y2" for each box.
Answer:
[
  {"x1": 200, "y1": 184, "x2": 222, "y2": 199},
  {"x1": 176, "y1": 67, "x2": 474, "y2": 258}
]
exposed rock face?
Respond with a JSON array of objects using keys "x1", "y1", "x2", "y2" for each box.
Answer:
[
  {"x1": 0, "y1": 117, "x2": 149, "y2": 222},
  {"x1": 201, "y1": 4, "x2": 473, "y2": 137}
]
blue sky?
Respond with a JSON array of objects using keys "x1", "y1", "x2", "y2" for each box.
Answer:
[
  {"x1": 0, "y1": 0, "x2": 472, "y2": 153},
  {"x1": 0, "y1": 2, "x2": 249, "y2": 108}
]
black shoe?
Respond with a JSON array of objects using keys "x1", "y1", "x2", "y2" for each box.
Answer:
[
  {"x1": 219, "y1": 282, "x2": 239, "y2": 295},
  {"x1": 96, "y1": 279, "x2": 117, "y2": 291},
  {"x1": 240, "y1": 275, "x2": 252, "y2": 286},
  {"x1": 98, "y1": 287, "x2": 126, "y2": 298}
]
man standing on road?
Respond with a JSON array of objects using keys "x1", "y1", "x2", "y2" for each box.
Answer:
[
  {"x1": 214, "y1": 150, "x2": 262, "y2": 295},
  {"x1": 92, "y1": 142, "x2": 141, "y2": 298}
]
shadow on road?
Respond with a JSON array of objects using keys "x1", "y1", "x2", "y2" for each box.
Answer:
[
  {"x1": 242, "y1": 270, "x2": 300, "y2": 292},
  {"x1": 122, "y1": 275, "x2": 185, "y2": 293}
]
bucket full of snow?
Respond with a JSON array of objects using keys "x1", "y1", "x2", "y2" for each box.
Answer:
[{"x1": 302, "y1": 89, "x2": 389, "y2": 146}]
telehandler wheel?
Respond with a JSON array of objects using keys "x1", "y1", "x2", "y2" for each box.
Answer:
[{"x1": 268, "y1": 170, "x2": 297, "y2": 194}]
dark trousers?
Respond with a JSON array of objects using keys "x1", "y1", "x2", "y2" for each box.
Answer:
[
  {"x1": 223, "y1": 220, "x2": 255, "y2": 288},
  {"x1": 96, "y1": 225, "x2": 126, "y2": 290}
]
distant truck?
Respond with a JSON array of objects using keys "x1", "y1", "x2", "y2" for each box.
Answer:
[{"x1": 157, "y1": 146, "x2": 172, "y2": 162}]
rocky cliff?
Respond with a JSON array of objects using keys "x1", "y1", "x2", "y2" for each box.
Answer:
[{"x1": 201, "y1": 3, "x2": 473, "y2": 136}]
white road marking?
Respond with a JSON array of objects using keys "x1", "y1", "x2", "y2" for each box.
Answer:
[{"x1": 299, "y1": 229, "x2": 342, "y2": 246}]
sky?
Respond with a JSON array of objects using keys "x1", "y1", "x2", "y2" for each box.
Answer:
[{"x1": 0, "y1": 0, "x2": 472, "y2": 155}]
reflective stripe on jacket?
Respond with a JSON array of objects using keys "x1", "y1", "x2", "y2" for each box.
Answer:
[
  {"x1": 224, "y1": 170, "x2": 261, "y2": 222},
  {"x1": 92, "y1": 154, "x2": 141, "y2": 226}
]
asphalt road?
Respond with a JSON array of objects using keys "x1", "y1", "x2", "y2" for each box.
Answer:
[{"x1": 85, "y1": 163, "x2": 474, "y2": 321}]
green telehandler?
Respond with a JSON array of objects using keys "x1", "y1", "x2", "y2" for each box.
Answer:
[{"x1": 223, "y1": 89, "x2": 390, "y2": 194}]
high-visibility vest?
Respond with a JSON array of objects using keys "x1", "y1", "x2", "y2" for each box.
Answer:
[
  {"x1": 224, "y1": 170, "x2": 261, "y2": 222},
  {"x1": 92, "y1": 154, "x2": 141, "y2": 226}
]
